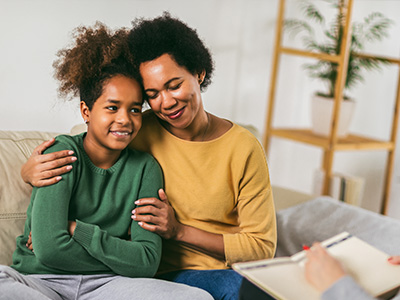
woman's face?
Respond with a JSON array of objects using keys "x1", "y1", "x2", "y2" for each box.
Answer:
[
  {"x1": 139, "y1": 53, "x2": 204, "y2": 130},
  {"x1": 81, "y1": 75, "x2": 143, "y2": 153}
]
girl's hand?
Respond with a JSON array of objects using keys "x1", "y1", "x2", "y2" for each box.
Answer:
[
  {"x1": 304, "y1": 242, "x2": 347, "y2": 292},
  {"x1": 132, "y1": 189, "x2": 182, "y2": 240},
  {"x1": 26, "y1": 232, "x2": 33, "y2": 252},
  {"x1": 21, "y1": 138, "x2": 77, "y2": 187},
  {"x1": 68, "y1": 221, "x2": 77, "y2": 236}
]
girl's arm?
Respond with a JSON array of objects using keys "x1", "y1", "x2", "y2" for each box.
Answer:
[
  {"x1": 31, "y1": 170, "x2": 110, "y2": 273},
  {"x1": 32, "y1": 142, "x2": 162, "y2": 277},
  {"x1": 65, "y1": 158, "x2": 162, "y2": 277}
]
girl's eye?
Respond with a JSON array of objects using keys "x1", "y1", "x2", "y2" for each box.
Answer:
[
  {"x1": 107, "y1": 106, "x2": 118, "y2": 111},
  {"x1": 131, "y1": 108, "x2": 142, "y2": 113}
]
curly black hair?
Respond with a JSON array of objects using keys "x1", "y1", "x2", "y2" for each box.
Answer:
[
  {"x1": 128, "y1": 12, "x2": 214, "y2": 92},
  {"x1": 53, "y1": 22, "x2": 140, "y2": 110}
]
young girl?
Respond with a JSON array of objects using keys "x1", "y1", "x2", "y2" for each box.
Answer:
[{"x1": 0, "y1": 23, "x2": 212, "y2": 300}]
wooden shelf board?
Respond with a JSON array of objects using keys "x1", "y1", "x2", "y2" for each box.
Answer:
[{"x1": 270, "y1": 128, "x2": 394, "y2": 151}]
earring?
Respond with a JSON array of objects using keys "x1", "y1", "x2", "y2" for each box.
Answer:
[
  {"x1": 84, "y1": 119, "x2": 88, "y2": 124},
  {"x1": 198, "y1": 72, "x2": 205, "y2": 84}
]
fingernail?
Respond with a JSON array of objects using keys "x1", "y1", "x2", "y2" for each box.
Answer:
[
  {"x1": 56, "y1": 176, "x2": 62, "y2": 181},
  {"x1": 388, "y1": 256, "x2": 393, "y2": 261},
  {"x1": 66, "y1": 166, "x2": 72, "y2": 170},
  {"x1": 135, "y1": 200, "x2": 140, "y2": 205},
  {"x1": 138, "y1": 222, "x2": 143, "y2": 226},
  {"x1": 132, "y1": 215, "x2": 136, "y2": 220},
  {"x1": 132, "y1": 210, "x2": 136, "y2": 214},
  {"x1": 71, "y1": 157, "x2": 77, "y2": 161},
  {"x1": 303, "y1": 245, "x2": 310, "y2": 251},
  {"x1": 68, "y1": 151, "x2": 74, "y2": 155}
]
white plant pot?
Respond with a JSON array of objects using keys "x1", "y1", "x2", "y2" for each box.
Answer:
[{"x1": 311, "y1": 94, "x2": 356, "y2": 138}]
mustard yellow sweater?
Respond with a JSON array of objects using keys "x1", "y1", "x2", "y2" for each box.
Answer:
[{"x1": 131, "y1": 112, "x2": 276, "y2": 272}]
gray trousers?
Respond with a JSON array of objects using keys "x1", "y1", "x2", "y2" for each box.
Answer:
[{"x1": 0, "y1": 265, "x2": 213, "y2": 300}]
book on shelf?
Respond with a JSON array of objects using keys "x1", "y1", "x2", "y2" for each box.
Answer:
[
  {"x1": 313, "y1": 169, "x2": 365, "y2": 206},
  {"x1": 232, "y1": 232, "x2": 400, "y2": 300}
]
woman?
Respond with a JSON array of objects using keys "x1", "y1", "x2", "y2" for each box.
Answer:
[
  {"x1": 2, "y1": 22, "x2": 211, "y2": 300},
  {"x1": 21, "y1": 13, "x2": 276, "y2": 300}
]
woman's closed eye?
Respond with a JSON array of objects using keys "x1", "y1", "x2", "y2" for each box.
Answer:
[
  {"x1": 168, "y1": 82, "x2": 182, "y2": 91},
  {"x1": 145, "y1": 91, "x2": 158, "y2": 100}
]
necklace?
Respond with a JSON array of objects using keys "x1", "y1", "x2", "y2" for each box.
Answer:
[{"x1": 201, "y1": 112, "x2": 211, "y2": 141}]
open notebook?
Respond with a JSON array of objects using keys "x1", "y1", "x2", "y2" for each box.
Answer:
[{"x1": 233, "y1": 232, "x2": 400, "y2": 300}]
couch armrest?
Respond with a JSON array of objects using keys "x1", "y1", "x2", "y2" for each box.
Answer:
[{"x1": 0, "y1": 130, "x2": 59, "y2": 265}]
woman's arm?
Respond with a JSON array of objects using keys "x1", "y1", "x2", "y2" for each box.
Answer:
[
  {"x1": 21, "y1": 138, "x2": 76, "y2": 187},
  {"x1": 132, "y1": 138, "x2": 277, "y2": 264}
]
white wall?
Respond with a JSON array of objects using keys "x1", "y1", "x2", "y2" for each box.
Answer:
[{"x1": 1, "y1": 0, "x2": 399, "y2": 217}]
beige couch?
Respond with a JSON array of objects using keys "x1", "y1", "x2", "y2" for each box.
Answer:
[
  {"x1": 0, "y1": 126, "x2": 315, "y2": 266},
  {"x1": 0, "y1": 126, "x2": 85, "y2": 266}
]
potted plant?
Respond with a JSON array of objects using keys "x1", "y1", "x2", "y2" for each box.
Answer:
[{"x1": 284, "y1": 0, "x2": 393, "y2": 137}]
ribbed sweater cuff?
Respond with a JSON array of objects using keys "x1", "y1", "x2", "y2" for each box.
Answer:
[{"x1": 73, "y1": 220, "x2": 94, "y2": 248}]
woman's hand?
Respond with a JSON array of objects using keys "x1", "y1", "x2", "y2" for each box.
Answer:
[
  {"x1": 132, "y1": 189, "x2": 225, "y2": 259},
  {"x1": 21, "y1": 138, "x2": 77, "y2": 187},
  {"x1": 132, "y1": 189, "x2": 182, "y2": 240},
  {"x1": 304, "y1": 242, "x2": 347, "y2": 292},
  {"x1": 388, "y1": 256, "x2": 400, "y2": 265}
]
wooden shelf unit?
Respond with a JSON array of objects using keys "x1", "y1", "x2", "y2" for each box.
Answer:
[{"x1": 263, "y1": 0, "x2": 400, "y2": 214}]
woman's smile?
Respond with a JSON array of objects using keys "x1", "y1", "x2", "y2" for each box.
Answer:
[{"x1": 167, "y1": 107, "x2": 185, "y2": 120}]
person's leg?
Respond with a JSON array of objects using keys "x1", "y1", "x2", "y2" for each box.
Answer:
[
  {"x1": 77, "y1": 274, "x2": 213, "y2": 300},
  {"x1": 158, "y1": 269, "x2": 243, "y2": 300},
  {"x1": 0, "y1": 265, "x2": 63, "y2": 300},
  {"x1": 238, "y1": 278, "x2": 275, "y2": 300}
]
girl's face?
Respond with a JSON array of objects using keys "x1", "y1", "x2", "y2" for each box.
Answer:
[
  {"x1": 139, "y1": 53, "x2": 204, "y2": 131},
  {"x1": 81, "y1": 75, "x2": 143, "y2": 154}
]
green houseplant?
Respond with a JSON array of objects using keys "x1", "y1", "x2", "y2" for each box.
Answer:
[{"x1": 284, "y1": 0, "x2": 393, "y2": 137}]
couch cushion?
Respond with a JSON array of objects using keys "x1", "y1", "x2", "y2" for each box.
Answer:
[
  {"x1": 0, "y1": 130, "x2": 58, "y2": 265},
  {"x1": 276, "y1": 196, "x2": 400, "y2": 257}
]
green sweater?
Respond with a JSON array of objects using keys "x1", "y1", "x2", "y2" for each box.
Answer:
[{"x1": 11, "y1": 133, "x2": 163, "y2": 278}]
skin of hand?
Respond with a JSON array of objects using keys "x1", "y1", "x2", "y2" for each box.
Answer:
[
  {"x1": 132, "y1": 189, "x2": 225, "y2": 260},
  {"x1": 304, "y1": 242, "x2": 347, "y2": 292},
  {"x1": 388, "y1": 256, "x2": 400, "y2": 265},
  {"x1": 21, "y1": 138, "x2": 77, "y2": 187},
  {"x1": 26, "y1": 232, "x2": 33, "y2": 251},
  {"x1": 68, "y1": 221, "x2": 77, "y2": 236},
  {"x1": 132, "y1": 189, "x2": 181, "y2": 240}
]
